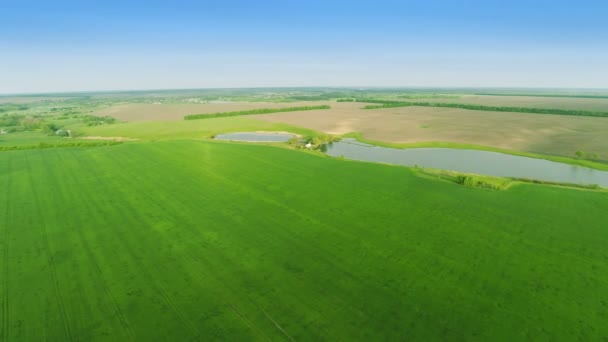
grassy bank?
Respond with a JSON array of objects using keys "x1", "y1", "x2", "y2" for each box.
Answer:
[
  {"x1": 184, "y1": 105, "x2": 330, "y2": 120},
  {"x1": 410, "y1": 166, "x2": 605, "y2": 191},
  {"x1": 341, "y1": 132, "x2": 608, "y2": 171},
  {"x1": 358, "y1": 99, "x2": 608, "y2": 118},
  {"x1": 411, "y1": 166, "x2": 516, "y2": 190}
]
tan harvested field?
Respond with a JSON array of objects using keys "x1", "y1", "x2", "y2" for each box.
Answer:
[
  {"x1": 255, "y1": 102, "x2": 608, "y2": 159},
  {"x1": 417, "y1": 95, "x2": 608, "y2": 111},
  {"x1": 94, "y1": 101, "x2": 333, "y2": 121}
]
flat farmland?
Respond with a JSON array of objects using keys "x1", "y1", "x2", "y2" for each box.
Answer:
[
  {"x1": 94, "y1": 101, "x2": 333, "y2": 122},
  {"x1": 79, "y1": 116, "x2": 317, "y2": 140},
  {"x1": 414, "y1": 95, "x2": 608, "y2": 111},
  {"x1": 255, "y1": 103, "x2": 608, "y2": 159},
  {"x1": 1, "y1": 140, "x2": 608, "y2": 340}
]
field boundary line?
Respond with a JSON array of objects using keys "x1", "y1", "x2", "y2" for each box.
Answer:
[{"x1": 261, "y1": 307, "x2": 296, "y2": 342}]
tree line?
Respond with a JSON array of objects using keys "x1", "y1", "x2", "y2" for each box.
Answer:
[
  {"x1": 358, "y1": 99, "x2": 608, "y2": 118},
  {"x1": 184, "y1": 105, "x2": 331, "y2": 120}
]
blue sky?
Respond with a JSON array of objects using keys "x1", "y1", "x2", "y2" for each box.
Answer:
[{"x1": 1, "y1": 0, "x2": 607, "y2": 93}]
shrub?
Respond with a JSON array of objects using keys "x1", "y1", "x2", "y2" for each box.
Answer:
[
  {"x1": 42, "y1": 123, "x2": 60, "y2": 135},
  {"x1": 21, "y1": 117, "x2": 42, "y2": 130},
  {"x1": 83, "y1": 115, "x2": 116, "y2": 126}
]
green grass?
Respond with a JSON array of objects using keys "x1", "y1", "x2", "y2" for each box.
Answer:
[
  {"x1": 0, "y1": 130, "x2": 73, "y2": 146},
  {"x1": 1, "y1": 140, "x2": 608, "y2": 340},
  {"x1": 359, "y1": 99, "x2": 608, "y2": 118},
  {"x1": 183, "y1": 105, "x2": 331, "y2": 120}
]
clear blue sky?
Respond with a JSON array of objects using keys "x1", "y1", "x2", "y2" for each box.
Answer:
[{"x1": 1, "y1": 0, "x2": 607, "y2": 93}]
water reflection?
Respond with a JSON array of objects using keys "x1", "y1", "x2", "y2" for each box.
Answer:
[
  {"x1": 215, "y1": 132, "x2": 294, "y2": 142},
  {"x1": 324, "y1": 139, "x2": 608, "y2": 187}
]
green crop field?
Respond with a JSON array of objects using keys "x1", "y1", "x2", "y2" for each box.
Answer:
[
  {"x1": 2, "y1": 140, "x2": 608, "y2": 340},
  {"x1": 4, "y1": 0, "x2": 608, "y2": 336}
]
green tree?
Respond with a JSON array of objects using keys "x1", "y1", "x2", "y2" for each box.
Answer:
[{"x1": 21, "y1": 117, "x2": 42, "y2": 130}]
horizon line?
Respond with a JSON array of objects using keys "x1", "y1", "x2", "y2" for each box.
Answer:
[{"x1": 3, "y1": 85, "x2": 608, "y2": 97}]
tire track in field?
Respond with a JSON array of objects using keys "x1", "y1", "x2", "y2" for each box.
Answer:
[
  {"x1": 185, "y1": 146, "x2": 379, "y2": 331},
  {"x1": 149, "y1": 144, "x2": 327, "y2": 339},
  {"x1": 138, "y1": 146, "x2": 297, "y2": 340},
  {"x1": 92, "y1": 143, "x2": 357, "y2": 339},
  {"x1": 54, "y1": 149, "x2": 136, "y2": 340},
  {"x1": 106, "y1": 205, "x2": 202, "y2": 339},
  {"x1": 1, "y1": 154, "x2": 13, "y2": 342},
  {"x1": 73, "y1": 229, "x2": 136, "y2": 340},
  {"x1": 81, "y1": 149, "x2": 203, "y2": 339},
  {"x1": 261, "y1": 308, "x2": 296, "y2": 342},
  {"x1": 23, "y1": 152, "x2": 74, "y2": 342},
  {"x1": 119, "y1": 143, "x2": 346, "y2": 339},
  {"x1": 156, "y1": 143, "x2": 405, "y2": 333},
  {"x1": 98, "y1": 146, "x2": 274, "y2": 341}
]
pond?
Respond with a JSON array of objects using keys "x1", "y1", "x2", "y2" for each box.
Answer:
[
  {"x1": 324, "y1": 139, "x2": 608, "y2": 187},
  {"x1": 215, "y1": 132, "x2": 294, "y2": 142}
]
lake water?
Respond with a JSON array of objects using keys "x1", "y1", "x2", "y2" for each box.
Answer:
[
  {"x1": 324, "y1": 139, "x2": 608, "y2": 187},
  {"x1": 215, "y1": 132, "x2": 294, "y2": 142}
]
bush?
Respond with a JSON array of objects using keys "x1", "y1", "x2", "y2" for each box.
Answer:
[
  {"x1": 0, "y1": 114, "x2": 23, "y2": 127},
  {"x1": 83, "y1": 115, "x2": 116, "y2": 126},
  {"x1": 42, "y1": 123, "x2": 60, "y2": 135},
  {"x1": 21, "y1": 117, "x2": 42, "y2": 130}
]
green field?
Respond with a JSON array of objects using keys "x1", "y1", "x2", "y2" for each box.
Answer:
[{"x1": 2, "y1": 140, "x2": 608, "y2": 340}]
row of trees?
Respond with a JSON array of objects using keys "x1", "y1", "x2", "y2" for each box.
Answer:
[
  {"x1": 358, "y1": 99, "x2": 608, "y2": 118},
  {"x1": 185, "y1": 105, "x2": 331, "y2": 120}
]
